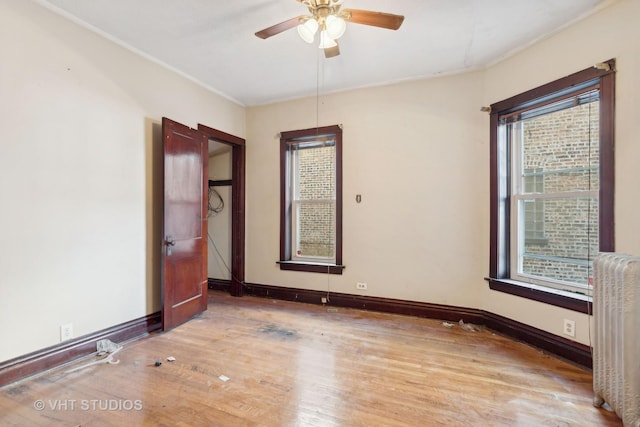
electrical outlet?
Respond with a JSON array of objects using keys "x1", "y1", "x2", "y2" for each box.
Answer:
[
  {"x1": 60, "y1": 323, "x2": 74, "y2": 342},
  {"x1": 321, "y1": 297, "x2": 327, "y2": 304},
  {"x1": 563, "y1": 319, "x2": 575, "y2": 337},
  {"x1": 356, "y1": 282, "x2": 367, "y2": 290}
]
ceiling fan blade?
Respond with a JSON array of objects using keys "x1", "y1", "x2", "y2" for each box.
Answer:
[
  {"x1": 255, "y1": 16, "x2": 304, "y2": 39},
  {"x1": 324, "y1": 43, "x2": 340, "y2": 58},
  {"x1": 342, "y1": 9, "x2": 404, "y2": 30}
]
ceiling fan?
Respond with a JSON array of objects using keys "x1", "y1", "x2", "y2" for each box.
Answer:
[{"x1": 255, "y1": 0, "x2": 404, "y2": 58}]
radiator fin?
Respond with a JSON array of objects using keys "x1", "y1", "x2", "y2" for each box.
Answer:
[{"x1": 593, "y1": 253, "x2": 640, "y2": 426}]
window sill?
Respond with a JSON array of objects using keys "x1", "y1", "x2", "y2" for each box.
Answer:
[
  {"x1": 277, "y1": 261, "x2": 344, "y2": 275},
  {"x1": 485, "y1": 278, "x2": 592, "y2": 314}
]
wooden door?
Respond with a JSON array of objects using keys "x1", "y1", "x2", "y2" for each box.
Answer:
[{"x1": 162, "y1": 117, "x2": 208, "y2": 330}]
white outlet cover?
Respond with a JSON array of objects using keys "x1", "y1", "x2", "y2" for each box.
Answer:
[
  {"x1": 563, "y1": 319, "x2": 575, "y2": 337},
  {"x1": 60, "y1": 324, "x2": 73, "y2": 341}
]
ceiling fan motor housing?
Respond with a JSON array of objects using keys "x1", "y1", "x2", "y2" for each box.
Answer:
[{"x1": 257, "y1": 0, "x2": 404, "y2": 58}]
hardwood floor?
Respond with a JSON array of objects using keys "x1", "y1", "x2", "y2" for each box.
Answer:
[{"x1": 0, "y1": 291, "x2": 621, "y2": 426}]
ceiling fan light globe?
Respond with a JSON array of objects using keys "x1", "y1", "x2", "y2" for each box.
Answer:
[
  {"x1": 297, "y1": 18, "x2": 318, "y2": 43},
  {"x1": 325, "y1": 15, "x2": 346, "y2": 39},
  {"x1": 318, "y1": 30, "x2": 337, "y2": 48}
]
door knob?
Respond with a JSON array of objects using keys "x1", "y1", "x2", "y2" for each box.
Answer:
[{"x1": 165, "y1": 236, "x2": 176, "y2": 255}]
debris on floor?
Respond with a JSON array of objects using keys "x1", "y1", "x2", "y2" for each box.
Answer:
[
  {"x1": 258, "y1": 323, "x2": 298, "y2": 339},
  {"x1": 459, "y1": 319, "x2": 482, "y2": 332},
  {"x1": 97, "y1": 339, "x2": 122, "y2": 356},
  {"x1": 154, "y1": 360, "x2": 162, "y2": 367},
  {"x1": 442, "y1": 321, "x2": 454, "y2": 328},
  {"x1": 166, "y1": 356, "x2": 176, "y2": 362},
  {"x1": 65, "y1": 339, "x2": 122, "y2": 373},
  {"x1": 218, "y1": 374, "x2": 230, "y2": 382}
]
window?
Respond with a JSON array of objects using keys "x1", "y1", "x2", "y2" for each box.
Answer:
[
  {"x1": 523, "y1": 168, "x2": 546, "y2": 244},
  {"x1": 279, "y1": 125, "x2": 343, "y2": 274},
  {"x1": 488, "y1": 61, "x2": 615, "y2": 312}
]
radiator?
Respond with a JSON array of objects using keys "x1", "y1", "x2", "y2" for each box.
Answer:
[{"x1": 592, "y1": 253, "x2": 640, "y2": 426}]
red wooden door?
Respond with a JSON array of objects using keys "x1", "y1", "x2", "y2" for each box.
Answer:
[{"x1": 162, "y1": 117, "x2": 208, "y2": 330}]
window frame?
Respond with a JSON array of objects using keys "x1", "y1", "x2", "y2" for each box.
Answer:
[
  {"x1": 279, "y1": 125, "x2": 344, "y2": 274},
  {"x1": 509, "y1": 93, "x2": 599, "y2": 291},
  {"x1": 487, "y1": 60, "x2": 615, "y2": 313}
]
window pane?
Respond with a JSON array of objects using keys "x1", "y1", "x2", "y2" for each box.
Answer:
[
  {"x1": 295, "y1": 144, "x2": 335, "y2": 200},
  {"x1": 523, "y1": 199, "x2": 545, "y2": 242},
  {"x1": 519, "y1": 197, "x2": 599, "y2": 286},
  {"x1": 512, "y1": 93, "x2": 600, "y2": 290},
  {"x1": 294, "y1": 201, "x2": 335, "y2": 258},
  {"x1": 521, "y1": 100, "x2": 600, "y2": 193}
]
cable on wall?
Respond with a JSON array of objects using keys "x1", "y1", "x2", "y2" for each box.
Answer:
[
  {"x1": 207, "y1": 185, "x2": 246, "y2": 288},
  {"x1": 586, "y1": 99, "x2": 595, "y2": 351},
  {"x1": 207, "y1": 232, "x2": 247, "y2": 289},
  {"x1": 208, "y1": 187, "x2": 224, "y2": 217},
  {"x1": 315, "y1": 43, "x2": 333, "y2": 304}
]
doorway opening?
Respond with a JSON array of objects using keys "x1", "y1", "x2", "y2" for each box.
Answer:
[{"x1": 198, "y1": 124, "x2": 246, "y2": 297}]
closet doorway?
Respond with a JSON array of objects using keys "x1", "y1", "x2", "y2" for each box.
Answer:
[{"x1": 199, "y1": 124, "x2": 245, "y2": 297}]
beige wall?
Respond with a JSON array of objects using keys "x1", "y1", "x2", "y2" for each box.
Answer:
[
  {"x1": 0, "y1": 0, "x2": 245, "y2": 362},
  {"x1": 207, "y1": 150, "x2": 233, "y2": 280},
  {"x1": 246, "y1": 72, "x2": 488, "y2": 308}
]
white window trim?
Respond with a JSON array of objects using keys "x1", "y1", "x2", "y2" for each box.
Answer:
[
  {"x1": 507, "y1": 111, "x2": 599, "y2": 293},
  {"x1": 288, "y1": 136, "x2": 336, "y2": 264}
]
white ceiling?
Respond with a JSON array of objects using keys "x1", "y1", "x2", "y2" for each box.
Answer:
[{"x1": 36, "y1": 0, "x2": 611, "y2": 107}]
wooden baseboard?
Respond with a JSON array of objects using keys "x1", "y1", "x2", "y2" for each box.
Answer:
[
  {"x1": 242, "y1": 283, "x2": 592, "y2": 369},
  {"x1": 208, "y1": 278, "x2": 232, "y2": 292},
  {"x1": 0, "y1": 312, "x2": 161, "y2": 388},
  {"x1": 243, "y1": 282, "x2": 485, "y2": 323},
  {"x1": 482, "y1": 312, "x2": 592, "y2": 368}
]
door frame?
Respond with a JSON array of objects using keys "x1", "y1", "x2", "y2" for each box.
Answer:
[{"x1": 198, "y1": 124, "x2": 246, "y2": 297}]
